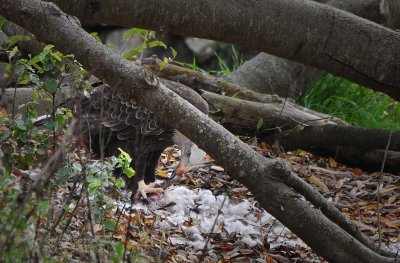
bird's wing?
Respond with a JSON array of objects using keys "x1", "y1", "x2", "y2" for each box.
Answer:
[{"x1": 84, "y1": 84, "x2": 166, "y2": 140}]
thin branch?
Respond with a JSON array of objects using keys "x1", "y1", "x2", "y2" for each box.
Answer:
[{"x1": 376, "y1": 102, "x2": 397, "y2": 248}]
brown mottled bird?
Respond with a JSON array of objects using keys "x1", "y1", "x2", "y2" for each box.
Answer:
[{"x1": 38, "y1": 79, "x2": 208, "y2": 199}]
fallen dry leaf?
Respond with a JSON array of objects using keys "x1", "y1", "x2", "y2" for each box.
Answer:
[
  {"x1": 350, "y1": 168, "x2": 363, "y2": 176},
  {"x1": 309, "y1": 175, "x2": 329, "y2": 192},
  {"x1": 387, "y1": 195, "x2": 397, "y2": 204}
]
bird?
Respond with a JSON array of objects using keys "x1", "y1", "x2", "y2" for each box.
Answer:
[{"x1": 58, "y1": 78, "x2": 209, "y2": 200}]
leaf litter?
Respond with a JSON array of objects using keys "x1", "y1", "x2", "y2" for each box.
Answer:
[{"x1": 21, "y1": 142, "x2": 400, "y2": 262}]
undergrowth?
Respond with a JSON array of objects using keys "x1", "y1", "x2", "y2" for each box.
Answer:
[
  {"x1": 0, "y1": 24, "x2": 181, "y2": 262},
  {"x1": 301, "y1": 74, "x2": 400, "y2": 130}
]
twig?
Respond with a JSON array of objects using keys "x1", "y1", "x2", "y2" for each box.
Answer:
[
  {"x1": 376, "y1": 102, "x2": 396, "y2": 248},
  {"x1": 198, "y1": 196, "x2": 227, "y2": 262},
  {"x1": 58, "y1": 181, "x2": 85, "y2": 238},
  {"x1": 112, "y1": 204, "x2": 126, "y2": 238},
  {"x1": 47, "y1": 169, "x2": 81, "y2": 236},
  {"x1": 265, "y1": 218, "x2": 277, "y2": 245}
]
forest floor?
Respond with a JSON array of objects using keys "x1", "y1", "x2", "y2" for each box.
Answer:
[{"x1": 35, "y1": 141, "x2": 400, "y2": 263}]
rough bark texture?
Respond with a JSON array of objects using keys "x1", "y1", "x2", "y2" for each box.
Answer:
[
  {"x1": 223, "y1": 53, "x2": 324, "y2": 100},
  {"x1": 328, "y1": 0, "x2": 385, "y2": 24},
  {"x1": 1, "y1": 22, "x2": 45, "y2": 56},
  {"x1": 224, "y1": 0, "x2": 387, "y2": 100},
  {"x1": 44, "y1": 0, "x2": 400, "y2": 100},
  {"x1": 201, "y1": 90, "x2": 343, "y2": 133},
  {"x1": 380, "y1": 0, "x2": 400, "y2": 28},
  {"x1": 141, "y1": 57, "x2": 347, "y2": 125},
  {"x1": 1, "y1": 1, "x2": 397, "y2": 262}
]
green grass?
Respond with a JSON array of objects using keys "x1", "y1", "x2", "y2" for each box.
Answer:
[{"x1": 300, "y1": 74, "x2": 400, "y2": 130}]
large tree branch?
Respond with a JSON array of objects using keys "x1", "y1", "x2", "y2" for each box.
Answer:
[
  {"x1": 1, "y1": 1, "x2": 397, "y2": 262},
  {"x1": 223, "y1": 0, "x2": 392, "y2": 100},
  {"x1": 44, "y1": 0, "x2": 400, "y2": 100},
  {"x1": 223, "y1": 52, "x2": 324, "y2": 100}
]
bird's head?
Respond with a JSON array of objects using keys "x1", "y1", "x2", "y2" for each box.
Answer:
[{"x1": 173, "y1": 131, "x2": 206, "y2": 176}]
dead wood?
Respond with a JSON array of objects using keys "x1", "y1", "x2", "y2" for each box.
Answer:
[{"x1": 267, "y1": 125, "x2": 400, "y2": 173}]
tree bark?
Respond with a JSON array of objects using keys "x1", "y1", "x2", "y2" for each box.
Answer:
[
  {"x1": 201, "y1": 90, "x2": 344, "y2": 133},
  {"x1": 223, "y1": 0, "x2": 388, "y2": 100},
  {"x1": 380, "y1": 0, "x2": 400, "y2": 28},
  {"x1": 1, "y1": 22, "x2": 45, "y2": 56},
  {"x1": 44, "y1": 0, "x2": 400, "y2": 100},
  {"x1": 222, "y1": 53, "x2": 324, "y2": 100},
  {"x1": 327, "y1": 0, "x2": 385, "y2": 24},
  {"x1": 1, "y1": 1, "x2": 397, "y2": 262}
]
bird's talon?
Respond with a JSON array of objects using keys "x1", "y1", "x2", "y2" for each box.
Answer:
[{"x1": 134, "y1": 180, "x2": 163, "y2": 199}]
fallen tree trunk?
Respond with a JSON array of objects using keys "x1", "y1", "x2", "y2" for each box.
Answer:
[
  {"x1": 202, "y1": 91, "x2": 400, "y2": 173},
  {"x1": 141, "y1": 56, "x2": 347, "y2": 124},
  {"x1": 266, "y1": 125, "x2": 400, "y2": 173},
  {"x1": 201, "y1": 90, "x2": 343, "y2": 132},
  {"x1": 1, "y1": 1, "x2": 397, "y2": 261}
]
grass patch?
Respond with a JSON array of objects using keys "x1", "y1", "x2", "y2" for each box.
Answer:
[{"x1": 300, "y1": 74, "x2": 400, "y2": 130}]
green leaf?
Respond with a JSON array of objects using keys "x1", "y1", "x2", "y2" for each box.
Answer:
[
  {"x1": 88, "y1": 179, "x2": 102, "y2": 192},
  {"x1": 43, "y1": 79, "x2": 59, "y2": 93},
  {"x1": 8, "y1": 35, "x2": 31, "y2": 47},
  {"x1": 115, "y1": 178, "x2": 125, "y2": 188},
  {"x1": 122, "y1": 42, "x2": 146, "y2": 59},
  {"x1": 170, "y1": 47, "x2": 177, "y2": 58},
  {"x1": 90, "y1": 32, "x2": 102, "y2": 43},
  {"x1": 256, "y1": 118, "x2": 263, "y2": 130},
  {"x1": 43, "y1": 44, "x2": 55, "y2": 53},
  {"x1": 0, "y1": 16, "x2": 6, "y2": 28},
  {"x1": 9, "y1": 46, "x2": 19, "y2": 59},
  {"x1": 117, "y1": 148, "x2": 132, "y2": 165},
  {"x1": 27, "y1": 53, "x2": 45, "y2": 66},
  {"x1": 15, "y1": 119, "x2": 27, "y2": 131},
  {"x1": 117, "y1": 148, "x2": 135, "y2": 178},
  {"x1": 32, "y1": 88, "x2": 39, "y2": 103},
  {"x1": 51, "y1": 51, "x2": 63, "y2": 62},
  {"x1": 115, "y1": 242, "x2": 124, "y2": 256},
  {"x1": 18, "y1": 74, "x2": 30, "y2": 85},
  {"x1": 63, "y1": 204, "x2": 71, "y2": 213},
  {"x1": 123, "y1": 167, "x2": 135, "y2": 178},
  {"x1": 104, "y1": 219, "x2": 117, "y2": 231},
  {"x1": 123, "y1": 28, "x2": 148, "y2": 39},
  {"x1": 148, "y1": 40, "x2": 167, "y2": 49},
  {"x1": 72, "y1": 162, "x2": 82, "y2": 172}
]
